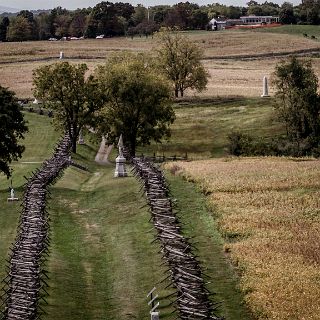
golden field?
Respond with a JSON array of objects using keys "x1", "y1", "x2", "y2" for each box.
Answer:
[
  {"x1": 165, "y1": 158, "x2": 320, "y2": 320},
  {"x1": 1, "y1": 30, "x2": 320, "y2": 98}
]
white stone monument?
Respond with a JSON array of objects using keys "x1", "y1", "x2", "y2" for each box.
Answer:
[
  {"x1": 33, "y1": 98, "x2": 39, "y2": 104},
  {"x1": 261, "y1": 75, "x2": 270, "y2": 97},
  {"x1": 7, "y1": 188, "x2": 19, "y2": 202},
  {"x1": 60, "y1": 51, "x2": 64, "y2": 59},
  {"x1": 114, "y1": 134, "x2": 127, "y2": 177},
  {"x1": 78, "y1": 130, "x2": 85, "y2": 145},
  {"x1": 150, "y1": 312, "x2": 160, "y2": 320}
]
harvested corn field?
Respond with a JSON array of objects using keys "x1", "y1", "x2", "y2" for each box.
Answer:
[{"x1": 165, "y1": 157, "x2": 320, "y2": 320}]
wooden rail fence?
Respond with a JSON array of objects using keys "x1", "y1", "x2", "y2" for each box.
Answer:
[
  {"x1": 0, "y1": 134, "x2": 72, "y2": 320},
  {"x1": 132, "y1": 158, "x2": 223, "y2": 320}
]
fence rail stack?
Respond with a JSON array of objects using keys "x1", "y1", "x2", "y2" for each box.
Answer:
[
  {"x1": 0, "y1": 133, "x2": 72, "y2": 320},
  {"x1": 132, "y1": 158, "x2": 223, "y2": 320}
]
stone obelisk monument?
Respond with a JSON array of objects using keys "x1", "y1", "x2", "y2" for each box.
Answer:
[
  {"x1": 261, "y1": 75, "x2": 270, "y2": 97},
  {"x1": 114, "y1": 134, "x2": 127, "y2": 177}
]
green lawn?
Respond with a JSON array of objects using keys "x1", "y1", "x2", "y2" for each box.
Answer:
[
  {"x1": 244, "y1": 24, "x2": 320, "y2": 39},
  {"x1": 137, "y1": 97, "x2": 284, "y2": 159}
]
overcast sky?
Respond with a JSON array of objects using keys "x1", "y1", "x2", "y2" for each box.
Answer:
[{"x1": 0, "y1": 0, "x2": 301, "y2": 10}]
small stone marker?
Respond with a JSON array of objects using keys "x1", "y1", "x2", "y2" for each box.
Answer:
[
  {"x1": 33, "y1": 98, "x2": 39, "y2": 104},
  {"x1": 59, "y1": 51, "x2": 64, "y2": 59},
  {"x1": 261, "y1": 75, "x2": 270, "y2": 97},
  {"x1": 7, "y1": 188, "x2": 19, "y2": 202},
  {"x1": 114, "y1": 134, "x2": 127, "y2": 177},
  {"x1": 78, "y1": 130, "x2": 85, "y2": 145}
]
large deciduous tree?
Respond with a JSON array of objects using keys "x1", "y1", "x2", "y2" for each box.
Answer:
[
  {"x1": 94, "y1": 52, "x2": 175, "y2": 156},
  {"x1": 157, "y1": 29, "x2": 209, "y2": 98},
  {"x1": 7, "y1": 16, "x2": 33, "y2": 41},
  {"x1": 0, "y1": 86, "x2": 28, "y2": 178},
  {"x1": 33, "y1": 62, "x2": 106, "y2": 153},
  {"x1": 273, "y1": 56, "x2": 320, "y2": 152}
]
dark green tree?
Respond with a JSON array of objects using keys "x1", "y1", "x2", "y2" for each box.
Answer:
[
  {"x1": 279, "y1": 2, "x2": 296, "y2": 24},
  {"x1": 0, "y1": 86, "x2": 28, "y2": 178},
  {"x1": 157, "y1": 29, "x2": 209, "y2": 98},
  {"x1": 35, "y1": 13, "x2": 51, "y2": 40},
  {"x1": 273, "y1": 56, "x2": 320, "y2": 151},
  {"x1": 7, "y1": 16, "x2": 33, "y2": 41},
  {"x1": 33, "y1": 62, "x2": 106, "y2": 153},
  {"x1": 94, "y1": 52, "x2": 175, "y2": 156},
  {"x1": 0, "y1": 17, "x2": 9, "y2": 41}
]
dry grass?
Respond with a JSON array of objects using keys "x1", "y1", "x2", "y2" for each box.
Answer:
[
  {"x1": 165, "y1": 157, "x2": 320, "y2": 320},
  {"x1": 190, "y1": 31, "x2": 320, "y2": 57},
  {"x1": 0, "y1": 31, "x2": 318, "y2": 63},
  {"x1": 1, "y1": 31, "x2": 320, "y2": 99},
  {"x1": 1, "y1": 57, "x2": 314, "y2": 99}
]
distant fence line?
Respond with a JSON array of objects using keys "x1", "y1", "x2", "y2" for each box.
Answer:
[{"x1": 137, "y1": 153, "x2": 188, "y2": 163}]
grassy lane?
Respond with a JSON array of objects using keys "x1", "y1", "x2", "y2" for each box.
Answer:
[
  {"x1": 165, "y1": 170, "x2": 254, "y2": 320},
  {"x1": 43, "y1": 144, "x2": 175, "y2": 319}
]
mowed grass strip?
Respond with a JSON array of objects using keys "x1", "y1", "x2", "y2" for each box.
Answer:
[
  {"x1": 165, "y1": 158, "x2": 320, "y2": 320},
  {"x1": 44, "y1": 161, "x2": 175, "y2": 320}
]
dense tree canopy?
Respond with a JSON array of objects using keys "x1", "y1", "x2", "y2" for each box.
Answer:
[
  {"x1": 94, "y1": 52, "x2": 175, "y2": 156},
  {"x1": 273, "y1": 56, "x2": 320, "y2": 153},
  {"x1": 33, "y1": 62, "x2": 106, "y2": 153},
  {"x1": 3, "y1": 0, "x2": 320, "y2": 42},
  {"x1": 0, "y1": 86, "x2": 28, "y2": 178},
  {"x1": 157, "y1": 30, "x2": 209, "y2": 97}
]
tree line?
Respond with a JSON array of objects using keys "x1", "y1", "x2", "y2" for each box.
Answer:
[{"x1": 1, "y1": 1, "x2": 320, "y2": 42}]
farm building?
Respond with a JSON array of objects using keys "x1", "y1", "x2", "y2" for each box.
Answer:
[
  {"x1": 208, "y1": 17, "x2": 227, "y2": 30},
  {"x1": 240, "y1": 15, "x2": 279, "y2": 24}
]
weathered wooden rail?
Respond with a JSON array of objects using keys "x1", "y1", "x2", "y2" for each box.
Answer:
[
  {"x1": 0, "y1": 134, "x2": 72, "y2": 320},
  {"x1": 132, "y1": 158, "x2": 223, "y2": 320}
]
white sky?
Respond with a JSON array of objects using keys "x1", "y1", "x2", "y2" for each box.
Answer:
[{"x1": 0, "y1": 0, "x2": 301, "y2": 11}]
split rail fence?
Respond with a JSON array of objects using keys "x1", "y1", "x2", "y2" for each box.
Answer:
[
  {"x1": 132, "y1": 158, "x2": 223, "y2": 320},
  {"x1": 0, "y1": 134, "x2": 72, "y2": 320}
]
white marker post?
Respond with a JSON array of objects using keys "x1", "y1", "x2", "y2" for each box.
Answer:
[{"x1": 261, "y1": 76, "x2": 270, "y2": 97}]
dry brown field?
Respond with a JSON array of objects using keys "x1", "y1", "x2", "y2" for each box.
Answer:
[
  {"x1": 166, "y1": 158, "x2": 320, "y2": 320},
  {"x1": 1, "y1": 30, "x2": 320, "y2": 99}
]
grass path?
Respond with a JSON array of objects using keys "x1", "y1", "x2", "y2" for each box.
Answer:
[{"x1": 43, "y1": 152, "x2": 176, "y2": 319}]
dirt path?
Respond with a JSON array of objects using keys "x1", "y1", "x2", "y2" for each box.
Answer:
[{"x1": 94, "y1": 136, "x2": 113, "y2": 165}]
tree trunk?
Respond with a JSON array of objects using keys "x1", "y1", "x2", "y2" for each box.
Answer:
[
  {"x1": 71, "y1": 133, "x2": 77, "y2": 153},
  {"x1": 174, "y1": 84, "x2": 179, "y2": 98},
  {"x1": 180, "y1": 89, "x2": 184, "y2": 97}
]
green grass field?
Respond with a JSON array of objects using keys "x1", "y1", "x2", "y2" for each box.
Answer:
[
  {"x1": 243, "y1": 24, "x2": 320, "y2": 39},
  {"x1": 137, "y1": 96, "x2": 284, "y2": 159},
  {"x1": 0, "y1": 110, "x2": 255, "y2": 319}
]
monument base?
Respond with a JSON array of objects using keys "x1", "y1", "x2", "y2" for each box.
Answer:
[
  {"x1": 150, "y1": 312, "x2": 160, "y2": 320},
  {"x1": 7, "y1": 198, "x2": 19, "y2": 202},
  {"x1": 261, "y1": 94, "x2": 270, "y2": 97},
  {"x1": 114, "y1": 156, "x2": 128, "y2": 177}
]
